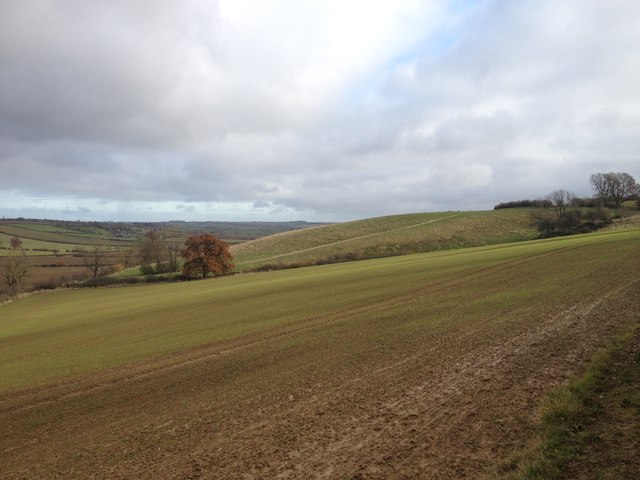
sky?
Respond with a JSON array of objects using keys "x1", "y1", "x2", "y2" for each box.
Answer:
[{"x1": 1, "y1": 0, "x2": 639, "y2": 222}]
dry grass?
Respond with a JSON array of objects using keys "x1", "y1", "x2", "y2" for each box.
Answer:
[{"x1": 232, "y1": 209, "x2": 538, "y2": 270}]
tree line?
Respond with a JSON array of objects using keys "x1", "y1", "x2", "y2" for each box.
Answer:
[
  {"x1": 495, "y1": 171, "x2": 639, "y2": 237},
  {"x1": 495, "y1": 171, "x2": 639, "y2": 212}
]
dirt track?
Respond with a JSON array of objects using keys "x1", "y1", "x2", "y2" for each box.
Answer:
[{"x1": 2, "y1": 276, "x2": 639, "y2": 478}]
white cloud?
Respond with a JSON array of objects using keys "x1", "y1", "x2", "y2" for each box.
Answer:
[{"x1": 1, "y1": 0, "x2": 639, "y2": 221}]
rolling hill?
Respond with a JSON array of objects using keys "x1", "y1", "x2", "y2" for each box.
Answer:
[{"x1": 231, "y1": 208, "x2": 540, "y2": 270}]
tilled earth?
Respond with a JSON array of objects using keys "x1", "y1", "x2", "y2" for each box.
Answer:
[{"x1": 1, "y1": 276, "x2": 639, "y2": 479}]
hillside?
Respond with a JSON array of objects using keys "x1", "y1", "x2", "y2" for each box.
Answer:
[
  {"x1": 1, "y1": 228, "x2": 639, "y2": 478},
  {"x1": 231, "y1": 208, "x2": 539, "y2": 270}
]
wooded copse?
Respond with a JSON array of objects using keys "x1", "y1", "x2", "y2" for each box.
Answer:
[
  {"x1": 136, "y1": 230, "x2": 183, "y2": 274},
  {"x1": 134, "y1": 230, "x2": 233, "y2": 279}
]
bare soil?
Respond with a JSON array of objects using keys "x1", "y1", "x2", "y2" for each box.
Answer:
[{"x1": 1, "y1": 281, "x2": 638, "y2": 479}]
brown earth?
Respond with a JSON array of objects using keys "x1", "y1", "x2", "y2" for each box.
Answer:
[{"x1": 1, "y1": 277, "x2": 639, "y2": 478}]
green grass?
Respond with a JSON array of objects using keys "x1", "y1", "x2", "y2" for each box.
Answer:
[
  {"x1": 0, "y1": 232, "x2": 92, "y2": 255},
  {"x1": 0, "y1": 223, "x2": 131, "y2": 245},
  {"x1": 1, "y1": 227, "x2": 639, "y2": 395},
  {"x1": 231, "y1": 209, "x2": 539, "y2": 270},
  {"x1": 7, "y1": 223, "x2": 101, "y2": 236}
]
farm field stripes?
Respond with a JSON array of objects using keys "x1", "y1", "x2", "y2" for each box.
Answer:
[
  {"x1": 201, "y1": 284, "x2": 637, "y2": 479},
  {"x1": 0, "y1": 238, "x2": 592, "y2": 413},
  {"x1": 0, "y1": 229, "x2": 627, "y2": 394},
  {"x1": 3, "y1": 283, "x2": 637, "y2": 478},
  {"x1": 0, "y1": 228, "x2": 639, "y2": 478},
  {"x1": 0, "y1": 224, "x2": 134, "y2": 247},
  {"x1": 0, "y1": 233, "x2": 92, "y2": 256}
]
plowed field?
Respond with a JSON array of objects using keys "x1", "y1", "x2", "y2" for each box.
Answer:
[{"x1": 1, "y1": 230, "x2": 639, "y2": 479}]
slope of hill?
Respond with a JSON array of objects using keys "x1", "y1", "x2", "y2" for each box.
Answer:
[
  {"x1": 1, "y1": 228, "x2": 639, "y2": 478},
  {"x1": 231, "y1": 208, "x2": 539, "y2": 270}
]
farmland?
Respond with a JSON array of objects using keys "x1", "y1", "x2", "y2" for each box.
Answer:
[
  {"x1": 0, "y1": 219, "x2": 324, "y2": 290},
  {"x1": 0, "y1": 220, "x2": 325, "y2": 256},
  {"x1": 1, "y1": 228, "x2": 639, "y2": 478}
]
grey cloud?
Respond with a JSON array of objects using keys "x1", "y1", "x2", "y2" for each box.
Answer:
[{"x1": 1, "y1": 0, "x2": 639, "y2": 221}]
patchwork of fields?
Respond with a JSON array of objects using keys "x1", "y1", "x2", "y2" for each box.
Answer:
[
  {"x1": 0, "y1": 222, "x2": 137, "y2": 253},
  {"x1": 0, "y1": 219, "x2": 325, "y2": 289},
  {"x1": 1, "y1": 228, "x2": 639, "y2": 478}
]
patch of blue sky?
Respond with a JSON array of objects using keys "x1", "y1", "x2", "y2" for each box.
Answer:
[{"x1": 341, "y1": 0, "x2": 484, "y2": 109}]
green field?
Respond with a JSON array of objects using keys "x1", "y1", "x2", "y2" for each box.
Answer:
[
  {"x1": 0, "y1": 232, "x2": 94, "y2": 256},
  {"x1": 1, "y1": 228, "x2": 637, "y2": 394},
  {"x1": 231, "y1": 208, "x2": 539, "y2": 270},
  {"x1": 0, "y1": 223, "x2": 135, "y2": 248},
  {"x1": 1, "y1": 227, "x2": 639, "y2": 478},
  {"x1": 0, "y1": 224, "x2": 136, "y2": 259}
]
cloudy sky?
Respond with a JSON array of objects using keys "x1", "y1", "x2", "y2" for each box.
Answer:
[{"x1": 1, "y1": 0, "x2": 639, "y2": 222}]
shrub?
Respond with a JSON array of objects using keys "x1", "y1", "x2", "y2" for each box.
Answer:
[
  {"x1": 494, "y1": 199, "x2": 552, "y2": 209},
  {"x1": 0, "y1": 286, "x2": 14, "y2": 303},
  {"x1": 111, "y1": 264, "x2": 125, "y2": 273},
  {"x1": 33, "y1": 279, "x2": 60, "y2": 291},
  {"x1": 140, "y1": 264, "x2": 156, "y2": 275}
]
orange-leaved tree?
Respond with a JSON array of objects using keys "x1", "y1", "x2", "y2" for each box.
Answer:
[{"x1": 181, "y1": 234, "x2": 234, "y2": 278}]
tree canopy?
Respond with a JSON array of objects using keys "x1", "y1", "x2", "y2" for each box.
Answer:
[{"x1": 181, "y1": 234, "x2": 233, "y2": 278}]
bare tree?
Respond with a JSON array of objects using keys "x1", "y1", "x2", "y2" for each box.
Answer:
[
  {"x1": 122, "y1": 247, "x2": 136, "y2": 268},
  {"x1": 590, "y1": 172, "x2": 639, "y2": 208},
  {"x1": 590, "y1": 173, "x2": 609, "y2": 204},
  {"x1": 137, "y1": 230, "x2": 165, "y2": 273},
  {"x1": 609, "y1": 172, "x2": 638, "y2": 208},
  {"x1": 164, "y1": 237, "x2": 183, "y2": 272},
  {"x1": 84, "y1": 247, "x2": 108, "y2": 278},
  {"x1": 10, "y1": 236, "x2": 22, "y2": 250},
  {"x1": 2, "y1": 251, "x2": 31, "y2": 292},
  {"x1": 545, "y1": 189, "x2": 576, "y2": 220}
]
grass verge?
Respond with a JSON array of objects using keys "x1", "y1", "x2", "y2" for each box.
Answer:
[{"x1": 502, "y1": 320, "x2": 640, "y2": 479}]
